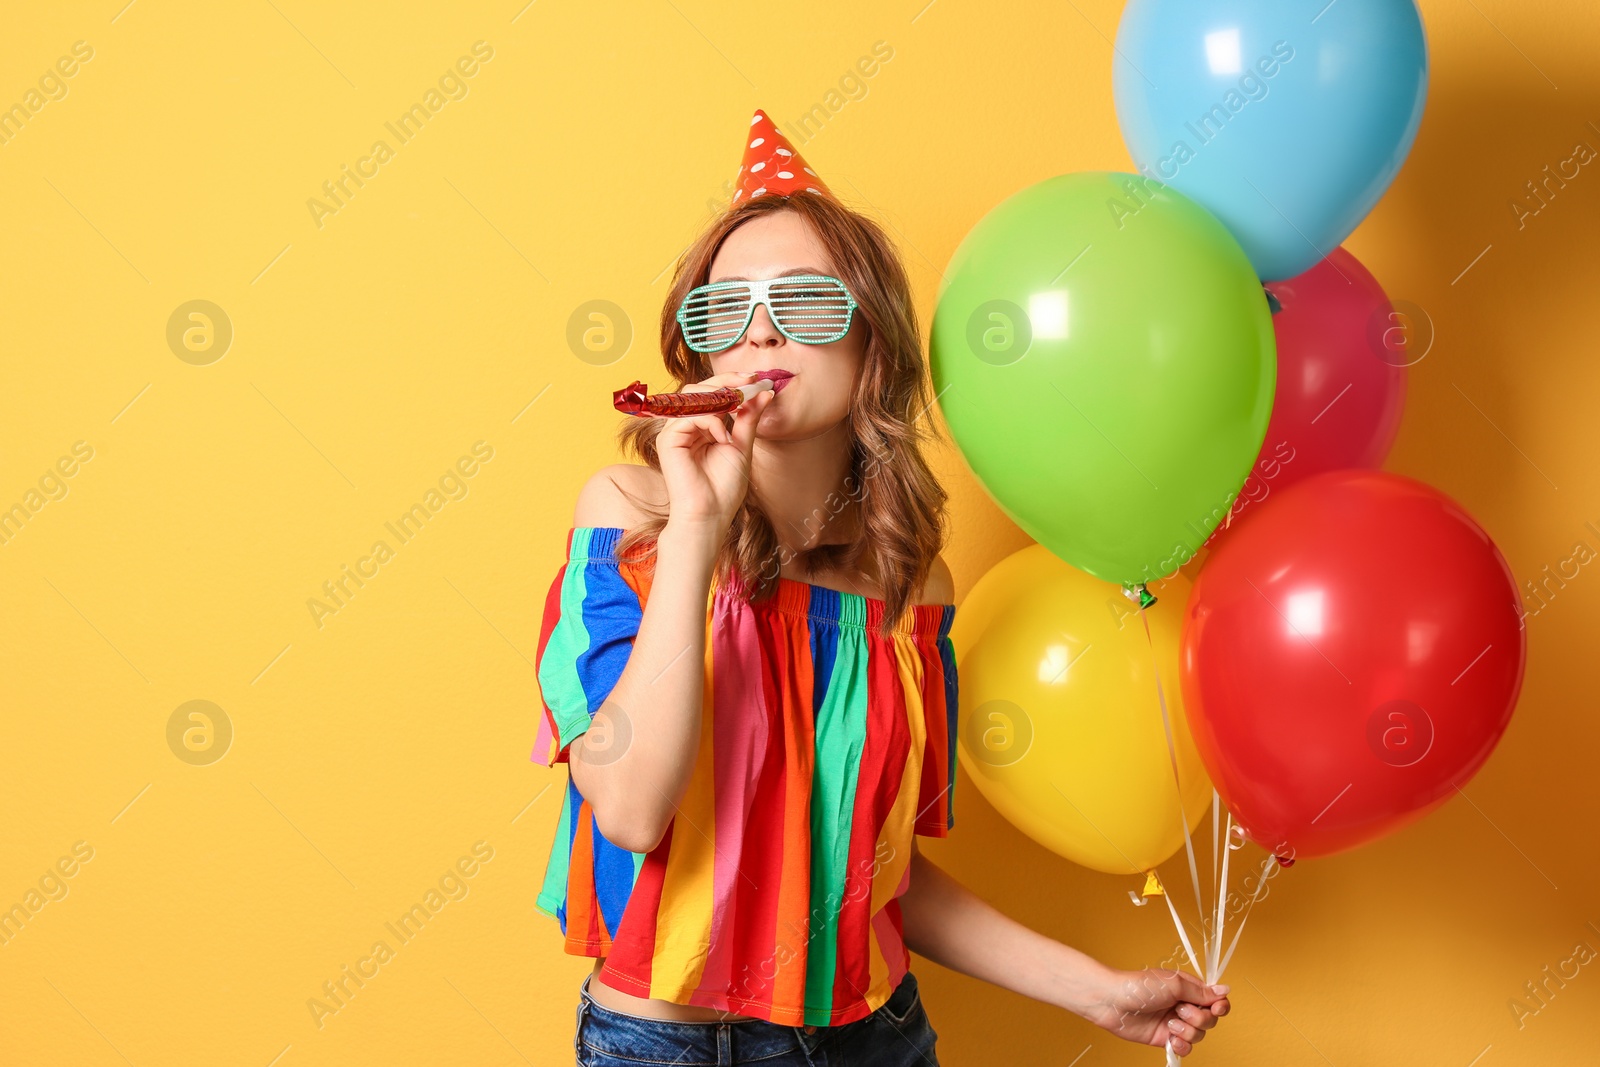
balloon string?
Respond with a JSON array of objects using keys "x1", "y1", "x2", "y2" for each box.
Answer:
[
  {"x1": 1129, "y1": 587, "x2": 1283, "y2": 1059},
  {"x1": 1210, "y1": 787, "x2": 1220, "y2": 949},
  {"x1": 1211, "y1": 812, "x2": 1233, "y2": 981},
  {"x1": 1136, "y1": 595, "x2": 1211, "y2": 1067},
  {"x1": 1136, "y1": 601, "x2": 1210, "y2": 974},
  {"x1": 1217, "y1": 856, "x2": 1276, "y2": 977},
  {"x1": 1162, "y1": 881, "x2": 1203, "y2": 978}
]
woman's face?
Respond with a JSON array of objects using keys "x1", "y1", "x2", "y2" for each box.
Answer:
[{"x1": 703, "y1": 210, "x2": 865, "y2": 440}]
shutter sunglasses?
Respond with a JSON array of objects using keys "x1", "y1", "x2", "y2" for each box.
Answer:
[{"x1": 676, "y1": 274, "x2": 859, "y2": 354}]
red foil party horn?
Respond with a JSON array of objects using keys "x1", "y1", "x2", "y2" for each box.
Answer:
[{"x1": 613, "y1": 378, "x2": 773, "y2": 418}]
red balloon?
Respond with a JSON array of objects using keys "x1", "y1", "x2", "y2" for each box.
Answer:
[
  {"x1": 1181, "y1": 470, "x2": 1526, "y2": 861},
  {"x1": 1207, "y1": 249, "x2": 1408, "y2": 548}
]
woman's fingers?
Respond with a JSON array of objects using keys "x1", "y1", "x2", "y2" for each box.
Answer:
[
  {"x1": 1166, "y1": 999, "x2": 1227, "y2": 1056},
  {"x1": 1171, "y1": 1011, "x2": 1203, "y2": 1049},
  {"x1": 682, "y1": 371, "x2": 760, "y2": 393},
  {"x1": 1163, "y1": 970, "x2": 1227, "y2": 1008},
  {"x1": 701, "y1": 413, "x2": 733, "y2": 445},
  {"x1": 660, "y1": 419, "x2": 722, "y2": 448},
  {"x1": 728, "y1": 389, "x2": 772, "y2": 452}
]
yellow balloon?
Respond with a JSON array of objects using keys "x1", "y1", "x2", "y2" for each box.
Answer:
[{"x1": 951, "y1": 545, "x2": 1213, "y2": 875}]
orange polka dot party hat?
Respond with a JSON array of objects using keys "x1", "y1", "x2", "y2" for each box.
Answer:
[{"x1": 731, "y1": 108, "x2": 834, "y2": 203}]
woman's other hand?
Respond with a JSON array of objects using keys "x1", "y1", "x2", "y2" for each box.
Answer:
[
  {"x1": 1084, "y1": 968, "x2": 1230, "y2": 1057},
  {"x1": 655, "y1": 372, "x2": 773, "y2": 533}
]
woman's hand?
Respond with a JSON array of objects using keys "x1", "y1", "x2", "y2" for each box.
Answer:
[
  {"x1": 1082, "y1": 968, "x2": 1230, "y2": 1057},
  {"x1": 655, "y1": 371, "x2": 774, "y2": 533}
]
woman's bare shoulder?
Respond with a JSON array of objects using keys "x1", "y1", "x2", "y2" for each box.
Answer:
[
  {"x1": 850, "y1": 552, "x2": 954, "y2": 606},
  {"x1": 919, "y1": 554, "x2": 956, "y2": 606},
  {"x1": 573, "y1": 464, "x2": 667, "y2": 529}
]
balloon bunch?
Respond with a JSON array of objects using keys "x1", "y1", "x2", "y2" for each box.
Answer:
[{"x1": 935, "y1": 3, "x2": 1526, "y2": 1060}]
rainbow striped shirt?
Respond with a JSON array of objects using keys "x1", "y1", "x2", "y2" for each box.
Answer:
[{"x1": 532, "y1": 526, "x2": 958, "y2": 1027}]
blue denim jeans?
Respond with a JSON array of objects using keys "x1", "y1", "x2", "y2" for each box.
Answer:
[{"x1": 574, "y1": 970, "x2": 941, "y2": 1066}]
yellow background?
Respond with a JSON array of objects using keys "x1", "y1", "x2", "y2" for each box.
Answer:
[{"x1": 2, "y1": 1, "x2": 1595, "y2": 1063}]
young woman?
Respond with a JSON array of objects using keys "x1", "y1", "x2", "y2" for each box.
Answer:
[{"x1": 532, "y1": 114, "x2": 1230, "y2": 1067}]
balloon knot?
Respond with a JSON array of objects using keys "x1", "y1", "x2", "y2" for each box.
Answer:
[{"x1": 1121, "y1": 583, "x2": 1158, "y2": 609}]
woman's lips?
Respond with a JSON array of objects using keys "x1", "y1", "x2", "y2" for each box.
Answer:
[{"x1": 754, "y1": 370, "x2": 794, "y2": 394}]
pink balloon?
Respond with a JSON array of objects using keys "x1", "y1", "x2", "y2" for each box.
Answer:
[{"x1": 1208, "y1": 247, "x2": 1408, "y2": 546}]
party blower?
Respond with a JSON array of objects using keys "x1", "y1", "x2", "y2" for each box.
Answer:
[{"x1": 612, "y1": 376, "x2": 780, "y2": 418}]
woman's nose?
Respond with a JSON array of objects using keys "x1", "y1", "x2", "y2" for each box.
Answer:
[{"x1": 743, "y1": 303, "x2": 783, "y2": 347}]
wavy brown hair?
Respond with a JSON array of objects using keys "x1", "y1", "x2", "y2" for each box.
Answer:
[{"x1": 611, "y1": 191, "x2": 949, "y2": 635}]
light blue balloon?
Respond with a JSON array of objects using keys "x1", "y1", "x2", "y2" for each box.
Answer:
[{"x1": 1113, "y1": 0, "x2": 1427, "y2": 281}]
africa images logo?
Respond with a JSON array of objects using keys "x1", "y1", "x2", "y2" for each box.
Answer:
[{"x1": 306, "y1": 42, "x2": 495, "y2": 229}]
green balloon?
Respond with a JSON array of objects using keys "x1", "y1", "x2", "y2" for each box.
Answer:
[{"x1": 930, "y1": 172, "x2": 1276, "y2": 587}]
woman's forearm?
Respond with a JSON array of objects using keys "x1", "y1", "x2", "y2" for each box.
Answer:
[{"x1": 898, "y1": 846, "x2": 1115, "y2": 1021}]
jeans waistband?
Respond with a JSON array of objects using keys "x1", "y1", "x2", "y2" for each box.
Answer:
[{"x1": 578, "y1": 974, "x2": 828, "y2": 1064}]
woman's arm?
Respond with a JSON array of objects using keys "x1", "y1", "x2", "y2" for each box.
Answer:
[
  {"x1": 564, "y1": 377, "x2": 771, "y2": 854},
  {"x1": 565, "y1": 466, "x2": 721, "y2": 854},
  {"x1": 897, "y1": 842, "x2": 1116, "y2": 1018},
  {"x1": 898, "y1": 842, "x2": 1230, "y2": 1056}
]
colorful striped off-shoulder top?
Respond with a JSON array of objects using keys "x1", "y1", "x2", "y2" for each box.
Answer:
[{"x1": 532, "y1": 525, "x2": 959, "y2": 1027}]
